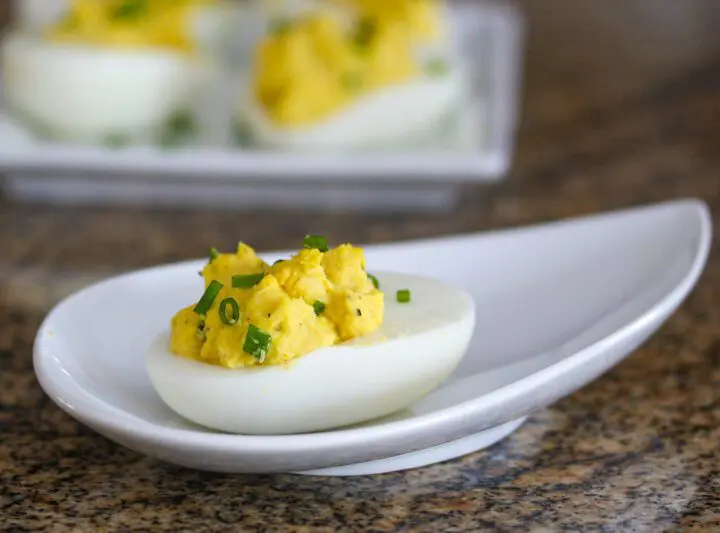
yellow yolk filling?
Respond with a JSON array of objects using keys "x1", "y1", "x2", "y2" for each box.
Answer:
[
  {"x1": 170, "y1": 242, "x2": 384, "y2": 368},
  {"x1": 330, "y1": 0, "x2": 445, "y2": 42},
  {"x1": 46, "y1": 0, "x2": 215, "y2": 53},
  {"x1": 252, "y1": 0, "x2": 445, "y2": 126}
]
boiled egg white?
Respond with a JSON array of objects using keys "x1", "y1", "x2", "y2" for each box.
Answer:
[
  {"x1": 1, "y1": 31, "x2": 216, "y2": 141},
  {"x1": 147, "y1": 272, "x2": 475, "y2": 435},
  {"x1": 237, "y1": 63, "x2": 468, "y2": 151},
  {"x1": 0, "y1": 2, "x2": 241, "y2": 142}
]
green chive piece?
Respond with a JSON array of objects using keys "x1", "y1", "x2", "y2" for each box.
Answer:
[
  {"x1": 353, "y1": 17, "x2": 376, "y2": 50},
  {"x1": 303, "y1": 235, "x2": 329, "y2": 252},
  {"x1": 103, "y1": 133, "x2": 131, "y2": 148},
  {"x1": 219, "y1": 297, "x2": 240, "y2": 325},
  {"x1": 232, "y1": 119, "x2": 253, "y2": 146},
  {"x1": 425, "y1": 59, "x2": 449, "y2": 77},
  {"x1": 209, "y1": 247, "x2": 220, "y2": 262},
  {"x1": 244, "y1": 324, "x2": 271, "y2": 362},
  {"x1": 193, "y1": 280, "x2": 223, "y2": 315},
  {"x1": 269, "y1": 18, "x2": 292, "y2": 35},
  {"x1": 113, "y1": 0, "x2": 148, "y2": 19},
  {"x1": 367, "y1": 273, "x2": 380, "y2": 289},
  {"x1": 167, "y1": 110, "x2": 196, "y2": 133},
  {"x1": 232, "y1": 273, "x2": 265, "y2": 288},
  {"x1": 313, "y1": 301, "x2": 326, "y2": 316},
  {"x1": 160, "y1": 110, "x2": 197, "y2": 148},
  {"x1": 396, "y1": 289, "x2": 411, "y2": 303}
]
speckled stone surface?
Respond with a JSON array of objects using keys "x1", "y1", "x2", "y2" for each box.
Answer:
[{"x1": 1, "y1": 0, "x2": 720, "y2": 531}]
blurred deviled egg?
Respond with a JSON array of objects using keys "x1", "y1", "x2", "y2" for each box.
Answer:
[
  {"x1": 235, "y1": 0, "x2": 468, "y2": 151},
  {"x1": 1, "y1": 0, "x2": 238, "y2": 142}
]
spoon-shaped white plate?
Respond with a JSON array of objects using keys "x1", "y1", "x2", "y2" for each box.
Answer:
[{"x1": 33, "y1": 199, "x2": 711, "y2": 475}]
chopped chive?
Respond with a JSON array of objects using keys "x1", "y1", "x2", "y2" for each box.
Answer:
[
  {"x1": 353, "y1": 17, "x2": 376, "y2": 50},
  {"x1": 243, "y1": 324, "x2": 271, "y2": 362},
  {"x1": 160, "y1": 110, "x2": 197, "y2": 148},
  {"x1": 367, "y1": 273, "x2": 380, "y2": 289},
  {"x1": 209, "y1": 247, "x2": 220, "y2": 262},
  {"x1": 425, "y1": 59, "x2": 449, "y2": 77},
  {"x1": 396, "y1": 289, "x2": 411, "y2": 303},
  {"x1": 232, "y1": 119, "x2": 253, "y2": 146},
  {"x1": 269, "y1": 18, "x2": 292, "y2": 35},
  {"x1": 232, "y1": 273, "x2": 265, "y2": 288},
  {"x1": 303, "y1": 235, "x2": 329, "y2": 252},
  {"x1": 113, "y1": 0, "x2": 148, "y2": 19},
  {"x1": 103, "y1": 133, "x2": 131, "y2": 148},
  {"x1": 313, "y1": 301, "x2": 326, "y2": 316},
  {"x1": 167, "y1": 110, "x2": 196, "y2": 133},
  {"x1": 193, "y1": 280, "x2": 223, "y2": 315},
  {"x1": 219, "y1": 297, "x2": 240, "y2": 325}
]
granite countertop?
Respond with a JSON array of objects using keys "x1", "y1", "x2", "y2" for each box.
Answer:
[{"x1": 1, "y1": 0, "x2": 719, "y2": 531}]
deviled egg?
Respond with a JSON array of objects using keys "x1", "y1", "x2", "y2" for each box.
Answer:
[
  {"x1": 147, "y1": 237, "x2": 475, "y2": 435},
  {"x1": 235, "y1": 0, "x2": 468, "y2": 151},
  {"x1": 1, "y1": 0, "x2": 237, "y2": 141}
]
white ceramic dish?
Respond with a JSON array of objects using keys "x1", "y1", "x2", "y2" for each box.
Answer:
[
  {"x1": 33, "y1": 199, "x2": 711, "y2": 475},
  {"x1": 0, "y1": 2, "x2": 523, "y2": 212}
]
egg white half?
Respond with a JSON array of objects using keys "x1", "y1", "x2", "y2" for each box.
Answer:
[
  {"x1": 238, "y1": 63, "x2": 468, "y2": 151},
  {"x1": 0, "y1": 31, "x2": 217, "y2": 141},
  {"x1": 147, "y1": 272, "x2": 475, "y2": 435}
]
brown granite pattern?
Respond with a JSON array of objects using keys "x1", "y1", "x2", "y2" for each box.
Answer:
[{"x1": 1, "y1": 0, "x2": 720, "y2": 531}]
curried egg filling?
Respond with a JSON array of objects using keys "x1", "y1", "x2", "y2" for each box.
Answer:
[
  {"x1": 252, "y1": 0, "x2": 446, "y2": 126},
  {"x1": 170, "y1": 239, "x2": 384, "y2": 368},
  {"x1": 46, "y1": 0, "x2": 216, "y2": 53}
]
